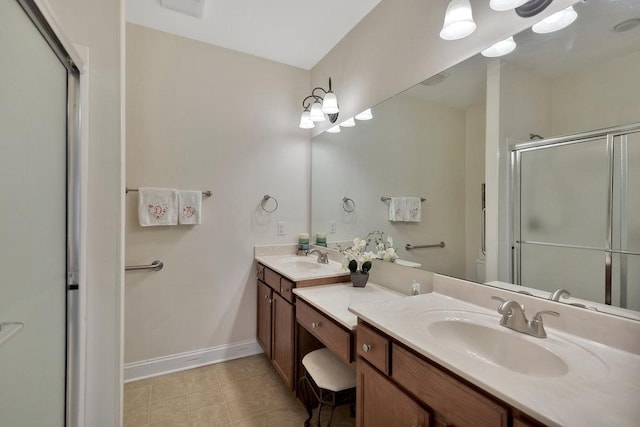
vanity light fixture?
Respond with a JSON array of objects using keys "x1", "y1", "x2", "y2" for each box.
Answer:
[
  {"x1": 341, "y1": 117, "x2": 356, "y2": 127},
  {"x1": 299, "y1": 78, "x2": 340, "y2": 128},
  {"x1": 481, "y1": 36, "x2": 517, "y2": 57},
  {"x1": 531, "y1": 6, "x2": 577, "y2": 34},
  {"x1": 299, "y1": 109, "x2": 315, "y2": 129},
  {"x1": 490, "y1": 0, "x2": 529, "y2": 12},
  {"x1": 440, "y1": 0, "x2": 477, "y2": 41},
  {"x1": 326, "y1": 125, "x2": 341, "y2": 133},
  {"x1": 355, "y1": 108, "x2": 373, "y2": 120}
]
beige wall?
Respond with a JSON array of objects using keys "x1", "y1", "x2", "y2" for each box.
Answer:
[
  {"x1": 125, "y1": 24, "x2": 309, "y2": 365},
  {"x1": 46, "y1": 0, "x2": 123, "y2": 424},
  {"x1": 310, "y1": 0, "x2": 577, "y2": 134},
  {"x1": 312, "y1": 95, "x2": 466, "y2": 278},
  {"x1": 551, "y1": 51, "x2": 640, "y2": 135},
  {"x1": 464, "y1": 103, "x2": 486, "y2": 281}
]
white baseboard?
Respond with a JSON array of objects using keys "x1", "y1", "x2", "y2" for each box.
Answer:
[{"x1": 123, "y1": 339, "x2": 263, "y2": 382}]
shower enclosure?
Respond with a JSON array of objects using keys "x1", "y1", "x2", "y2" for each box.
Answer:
[
  {"x1": 1, "y1": 0, "x2": 81, "y2": 424},
  {"x1": 510, "y1": 123, "x2": 640, "y2": 311}
]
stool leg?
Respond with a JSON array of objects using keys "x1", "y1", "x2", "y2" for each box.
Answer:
[
  {"x1": 317, "y1": 403, "x2": 323, "y2": 427},
  {"x1": 298, "y1": 377, "x2": 313, "y2": 427},
  {"x1": 326, "y1": 405, "x2": 337, "y2": 427}
]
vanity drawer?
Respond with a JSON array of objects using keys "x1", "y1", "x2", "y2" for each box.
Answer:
[
  {"x1": 256, "y1": 263, "x2": 265, "y2": 282},
  {"x1": 264, "y1": 267, "x2": 281, "y2": 291},
  {"x1": 279, "y1": 277, "x2": 295, "y2": 303},
  {"x1": 296, "y1": 299, "x2": 352, "y2": 364},
  {"x1": 357, "y1": 321, "x2": 390, "y2": 375},
  {"x1": 391, "y1": 345, "x2": 508, "y2": 427}
]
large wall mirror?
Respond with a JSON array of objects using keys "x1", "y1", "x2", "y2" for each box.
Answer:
[{"x1": 311, "y1": 0, "x2": 640, "y2": 320}]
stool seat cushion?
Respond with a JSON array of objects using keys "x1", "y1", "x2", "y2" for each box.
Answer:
[{"x1": 302, "y1": 348, "x2": 356, "y2": 392}]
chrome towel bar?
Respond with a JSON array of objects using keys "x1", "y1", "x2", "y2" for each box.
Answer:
[
  {"x1": 381, "y1": 196, "x2": 426, "y2": 202},
  {"x1": 405, "y1": 242, "x2": 445, "y2": 250},
  {"x1": 126, "y1": 187, "x2": 212, "y2": 197},
  {"x1": 125, "y1": 260, "x2": 164, "y2": 272}
]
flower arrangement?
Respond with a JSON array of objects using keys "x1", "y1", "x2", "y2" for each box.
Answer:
[{"x1": 339, "y1": 231, "x2": 398, "y2": 273}]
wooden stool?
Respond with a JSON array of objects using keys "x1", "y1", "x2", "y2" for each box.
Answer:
[{"x1": 298, "y1": 348, "x2": 356, "y2": 427}]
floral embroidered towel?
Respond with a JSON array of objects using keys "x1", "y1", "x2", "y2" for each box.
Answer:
[
  {"x1": 403, "y1": 197, "x2": 422, "y2": 222},
  {"x1": 138, "y1": 187, "x2": 178, "y2": 226},
  {"x1": 178, "y1": 190, "x2": 202, "y2": 225},
  {"x1": 389, "y1": 197, "x2": 405, "y2": 221}
]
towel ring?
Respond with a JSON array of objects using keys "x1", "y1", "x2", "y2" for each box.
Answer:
[
  {"x1": 342, "y1": 197, "x2": 355, "y2": 213},
  {"x1": 261, "y1": 195, "x2": 278, "y2": 213}
]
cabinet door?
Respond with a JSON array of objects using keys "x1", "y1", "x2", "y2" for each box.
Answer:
[
  {"x1": 257, "y1": 281, "x2": 272, "y2": 359},
  {"x1": 272, "y1": 293, "x2": 295, "y2": 390},
  {"x1": 357, "y1": 359, "x2": 430, "y2": 427}
]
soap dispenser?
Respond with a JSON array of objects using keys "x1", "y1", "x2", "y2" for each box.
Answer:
[{"x1": 411, "y1": 280, "x2": 421, "y2": 296}]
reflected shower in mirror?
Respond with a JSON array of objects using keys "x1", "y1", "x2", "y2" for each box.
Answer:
[{"x1": 311, "y1": 0, "x2": 640, "y2": 319}]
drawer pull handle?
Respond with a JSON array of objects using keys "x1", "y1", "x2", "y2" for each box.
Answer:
[
  {"x1": 264, "y1": 295, "x2": 268, "y2": 300},
  {"x1": 362, "y1": 344, "x2": 372, "y2": 353},
  {"x1": 268, "y1": 298, "x2": 273, "y2": 304},
  {"x1": 311, "y1": 322, "x2": 320, "y2": 329}
]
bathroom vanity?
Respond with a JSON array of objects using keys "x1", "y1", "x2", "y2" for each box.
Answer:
[
  {"x1": 255, "y1": 252, "x2": 349, "y2": 390},
  {"x1": 255, "y1": 250, "x2": 640, "y2": 426}
]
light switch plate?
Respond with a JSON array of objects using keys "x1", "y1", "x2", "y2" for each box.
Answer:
[
  {"x1": 329, "y1": 221, "x2": 336, "y2": 233},
  {"x1": 277, "y1": 221, "x2": 285, "y2": 236}
]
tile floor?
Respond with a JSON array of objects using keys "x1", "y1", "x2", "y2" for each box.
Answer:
[{"x1": 124, "y1": 354, "x2": 355, "y2": 427}]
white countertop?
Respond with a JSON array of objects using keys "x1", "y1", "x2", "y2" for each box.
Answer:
[
  {"x1": 349, "y1": 293, "x2": 640, "y2": 427},
  {"x1": 293, "y1": 282, "x2": 405, "y2": 330},
  {"x1": 255, "y1": 254, "x2": 348, "y2": 282}
]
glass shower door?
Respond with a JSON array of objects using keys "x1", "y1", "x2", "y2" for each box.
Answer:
[
  {"x1": 517, "y1": 137, "x2": 609, "y2": 301},
  {"x1": 612, "y1": 131, "x2": 640, "y2": 311},
  {"x1": 0, "y1": 0, "x2": 70, "y2": 424}
]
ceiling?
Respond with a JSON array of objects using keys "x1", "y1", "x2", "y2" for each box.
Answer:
[
  {"x1": 126, "y1": 0, "x2": 382, "y2": 70},
  {"x1": 404, "y1": 0, "x2": 640, "y2": 109}
]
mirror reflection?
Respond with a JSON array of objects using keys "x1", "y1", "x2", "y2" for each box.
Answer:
[{"x1": 311, "y1": 0, "x2": 640, "y2": 319}]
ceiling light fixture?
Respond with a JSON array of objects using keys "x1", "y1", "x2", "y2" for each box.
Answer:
[
  {"x1": 613, "y1": 18, "x2": 640, "y2": 33},
  {"x1": 326, "y1": 125, "x2": 341, "y2": 133},
  {"x1": 341, "y1": 117, "x2": 356, "y2": 127},
  {"x1": 531, "y1": 6, "x2": 577, "y2": 34},
  {"x1": 481, "y1": 36, "x2": 517, "y2": 57},
  {"x1": 490, "y1": 0, "x2": 529, "y2": 12},
  {"x1": 440, "y1": 0, "x2": 477, "y2": 41},
  {"x1": 299, "y1": 78, "x2": 339, "y2": 128},
  {"x1": 515, "y1": 0, "x2": 553, "y2": 18},
  {"x1": 355, "y1": 109, "x2": 373, "y2": 120}
]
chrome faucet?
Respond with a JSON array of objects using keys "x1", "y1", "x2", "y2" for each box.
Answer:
[
  {"x1": 309, "y1": 249, "x2": 329, "y2": 264},
  {"x1": 549, "y1": 288, "x2": 570, "y2": 302},
  {"x1": 491, "y1": 296, "x2": 559, "y2": 338}
]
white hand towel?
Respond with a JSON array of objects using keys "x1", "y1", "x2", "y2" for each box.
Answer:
[
  {"x1": 389, "y1": 197, "x2": 405, "y2": 222},
  {"x1": 403, "y1": 197, "x2": 422, "y2": 222},
  {"x1": 178, "y1": 190, "x2": 202, "y2": 225},
  {"x1": 138, "y1": 187, "x2": 178, "y2": 226}
]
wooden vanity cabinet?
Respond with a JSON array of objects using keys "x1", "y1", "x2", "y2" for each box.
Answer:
[
  {"x1": 356, "y1": 319, "x2": 544, "y2": 427},
  {"x1": 256, "y1": 262, "x2": 350, "y2": 391},
  {"x1": 256, "y1": 264, "x2": 296, "y2": 389},
  {"x1": 357, "y1": 358, "x2": 430, "y2": 427}
]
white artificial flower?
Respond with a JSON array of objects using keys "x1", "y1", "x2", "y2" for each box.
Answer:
[{"x1": 387, "y1": 236, "x2": 393, "y2": 247}]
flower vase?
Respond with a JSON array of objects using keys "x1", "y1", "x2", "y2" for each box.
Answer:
[{"x1": 351, "y1": 271, "x2": 369, "y2": 288}]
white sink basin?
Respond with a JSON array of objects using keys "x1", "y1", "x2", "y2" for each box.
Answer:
[
  {"x1": 421, "y1": 310, "x2": 607, "y2": 379},
  {"x1": 281, "y1": 260, "x2": 323, "y2": 270},
  {"x1": 428, "y1": 318, "x2": 568, "y2": 377},
  {"x1": 265, "y1": 255, "x2": 345, "y2": 277}
]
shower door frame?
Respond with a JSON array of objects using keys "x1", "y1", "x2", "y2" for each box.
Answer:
[
  {"x1": 509, "y1": 122, "x2": 640, "y2": 306},
  {"x1": 14, "y1": 0, "x2": 87, "y2": 424}
]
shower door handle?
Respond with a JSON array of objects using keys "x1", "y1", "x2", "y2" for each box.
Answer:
[{"x1": 481, "y1": 207, "x2": 486, "y2": 255}]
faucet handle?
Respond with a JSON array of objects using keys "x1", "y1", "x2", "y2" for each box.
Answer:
[
  {"x1": 491, "y1": 296, "x2": 524, "y2": 314},
  {"x1": 532, "y1": 310, "x2": 559, "y2": 321}
]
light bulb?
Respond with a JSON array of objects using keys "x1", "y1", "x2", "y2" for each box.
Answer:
[
  {"x1": 326, "y1": 125, "x2": 341, "y2": 133},
  {"x1": 440, "y1": 0, "x2": 477, "y2": 41},
  {"x1": 309, "y1": 101, "x2": 326, "y2": 122},
  {"x1": 322, "y1": 92, "x2": 339, "y2": 114},
  {"x1": 489, "y1": 0, "x2": 528, "y2": 12},
  {"x1": 341, "y1": 117, "x2": 356, "y2": 127},
  {"x1": 355, "y1": 108, "x2": 373, "y2": 120},
  {"x1": 532, "y1": 6, "x2": 577, "y2": 34},
  {"x1": 481, "y1": 36, "x2": 517, "y2": 57},
  {"x1": 299, "y1": 110, "x2": 315, "y2": 129}
]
